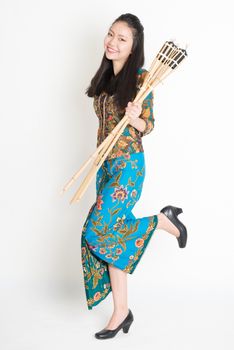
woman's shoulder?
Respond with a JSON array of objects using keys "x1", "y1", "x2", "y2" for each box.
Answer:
[
  {"x1": 136, "y1": 67, "x2": 149, "y2": 88},
  {"x1": 137, "y1": 67, "x2": 149, "y2": 76},
  {"x1": 137, "y1": 67, "x2": 149, "y2": 80},
  {"x1": 93, "y1": 91, "x2": 107, "y2": 99}
]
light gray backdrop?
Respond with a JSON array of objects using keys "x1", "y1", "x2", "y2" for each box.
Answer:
[{"x1": 0, "y1": 0, "x2": 233, "y2": 349}]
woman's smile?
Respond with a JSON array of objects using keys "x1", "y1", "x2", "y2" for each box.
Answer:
[{"x1": 106, "y1": 46, "x2": 119, "y2": 53}]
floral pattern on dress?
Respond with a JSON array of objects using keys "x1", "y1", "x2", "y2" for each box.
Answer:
[{"x1": 81, "y1": 152, "x2": 158, "y2": 310}]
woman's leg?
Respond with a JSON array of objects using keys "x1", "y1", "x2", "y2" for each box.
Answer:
[
  {"x1": 103, "y1": 213, "x2": 180, "y2": 329},
  {"x1": 104, "y1": 264, "x2": 129, "y2": 330},
  {"x1": 157, "y1": 212, "x2": 180, "y2": 237}
]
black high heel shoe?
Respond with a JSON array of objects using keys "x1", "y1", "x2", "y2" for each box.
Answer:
[
  {"x1": 94, "y1": 309, "x2": 134, "y2": 339},
  {"x1": 160, "y1": 205, "x2": 187, "y2": 248}
]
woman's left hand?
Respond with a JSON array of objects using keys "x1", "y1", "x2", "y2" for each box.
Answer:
[{"x1": 125, "y1": 101, "x2": 142, "y2": 121}]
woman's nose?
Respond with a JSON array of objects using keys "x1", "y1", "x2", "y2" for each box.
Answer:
[{"x1": 109, "y1": 37, "x2": 117, "y2": 46}]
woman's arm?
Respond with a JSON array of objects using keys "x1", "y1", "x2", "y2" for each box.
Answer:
[
  {"x1": 137, "y1": 90, "x2": 155, "y2": 137},
  {"x1": 128, "y1": 116, "x2": 146, "y2": 133},
  {"x1": 127, "y1": 90, "x2": 155, "y2": 137}
]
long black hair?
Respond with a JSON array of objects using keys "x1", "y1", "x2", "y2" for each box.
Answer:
[{"x1": 85, "y1": 13, "x2": 145, "y2": 112}]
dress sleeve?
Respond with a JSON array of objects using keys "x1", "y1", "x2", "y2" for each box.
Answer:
[{"x1": 138, "y1": 89, "x2": 155, "y2": 137}]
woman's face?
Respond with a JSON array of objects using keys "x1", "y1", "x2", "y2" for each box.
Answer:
[{"x1": 104, "y1": 21, "x2": 134, "y2": 66}]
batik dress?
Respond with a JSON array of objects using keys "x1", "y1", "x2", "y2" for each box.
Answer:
[{"x1": 81, "y1": 67, "x2": 158, "y2": 310}]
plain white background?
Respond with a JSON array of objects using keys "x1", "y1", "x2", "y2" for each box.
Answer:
[{"x1": 1, "y1": 0, "x2": 233, "y2": 349}]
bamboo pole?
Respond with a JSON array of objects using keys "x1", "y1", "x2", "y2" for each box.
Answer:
[
  {"x1": 60, "y1": 41, "x2": 188, "y2": 204},
  {"x1": 70, "y1": 75, "x2": 165, "y2": 203}
]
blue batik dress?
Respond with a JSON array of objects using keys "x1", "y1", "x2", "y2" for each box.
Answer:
[{"x1": 81, "y1": 68, "x2": 158, "y2": 310}]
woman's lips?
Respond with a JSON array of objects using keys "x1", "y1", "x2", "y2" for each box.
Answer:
[{"x1": 107, "y1": 46, "x2": 118, "y2": 53}]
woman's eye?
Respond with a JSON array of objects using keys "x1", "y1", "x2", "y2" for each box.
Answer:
[{"x1": 107, "y1": 33, "x2": 125, "y2": 41}]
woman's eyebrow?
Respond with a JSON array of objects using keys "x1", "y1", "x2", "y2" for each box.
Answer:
[{"x1": 109, "y1": 28, "x2": 127, "y2": 38}]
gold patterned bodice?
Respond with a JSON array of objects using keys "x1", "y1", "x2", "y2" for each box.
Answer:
[{"x1": 93, "y1": 68, "x2": 155, "y2": 160}]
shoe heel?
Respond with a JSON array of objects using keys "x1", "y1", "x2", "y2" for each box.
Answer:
[
  {"x1": 173, "y1": 206, "x2": 183, "y2": 216},
  {"x1": 123, "y1": 322, "x2": 132, "y2": 333}
]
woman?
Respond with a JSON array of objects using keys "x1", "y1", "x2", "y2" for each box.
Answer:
[{"x1": 81, "y1": 13, "x2": 187, "y2": 339}]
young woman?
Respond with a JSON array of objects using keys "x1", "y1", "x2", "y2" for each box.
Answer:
[{"x1": 81, "y1": 13, "x2": 187, "y2": 339}]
